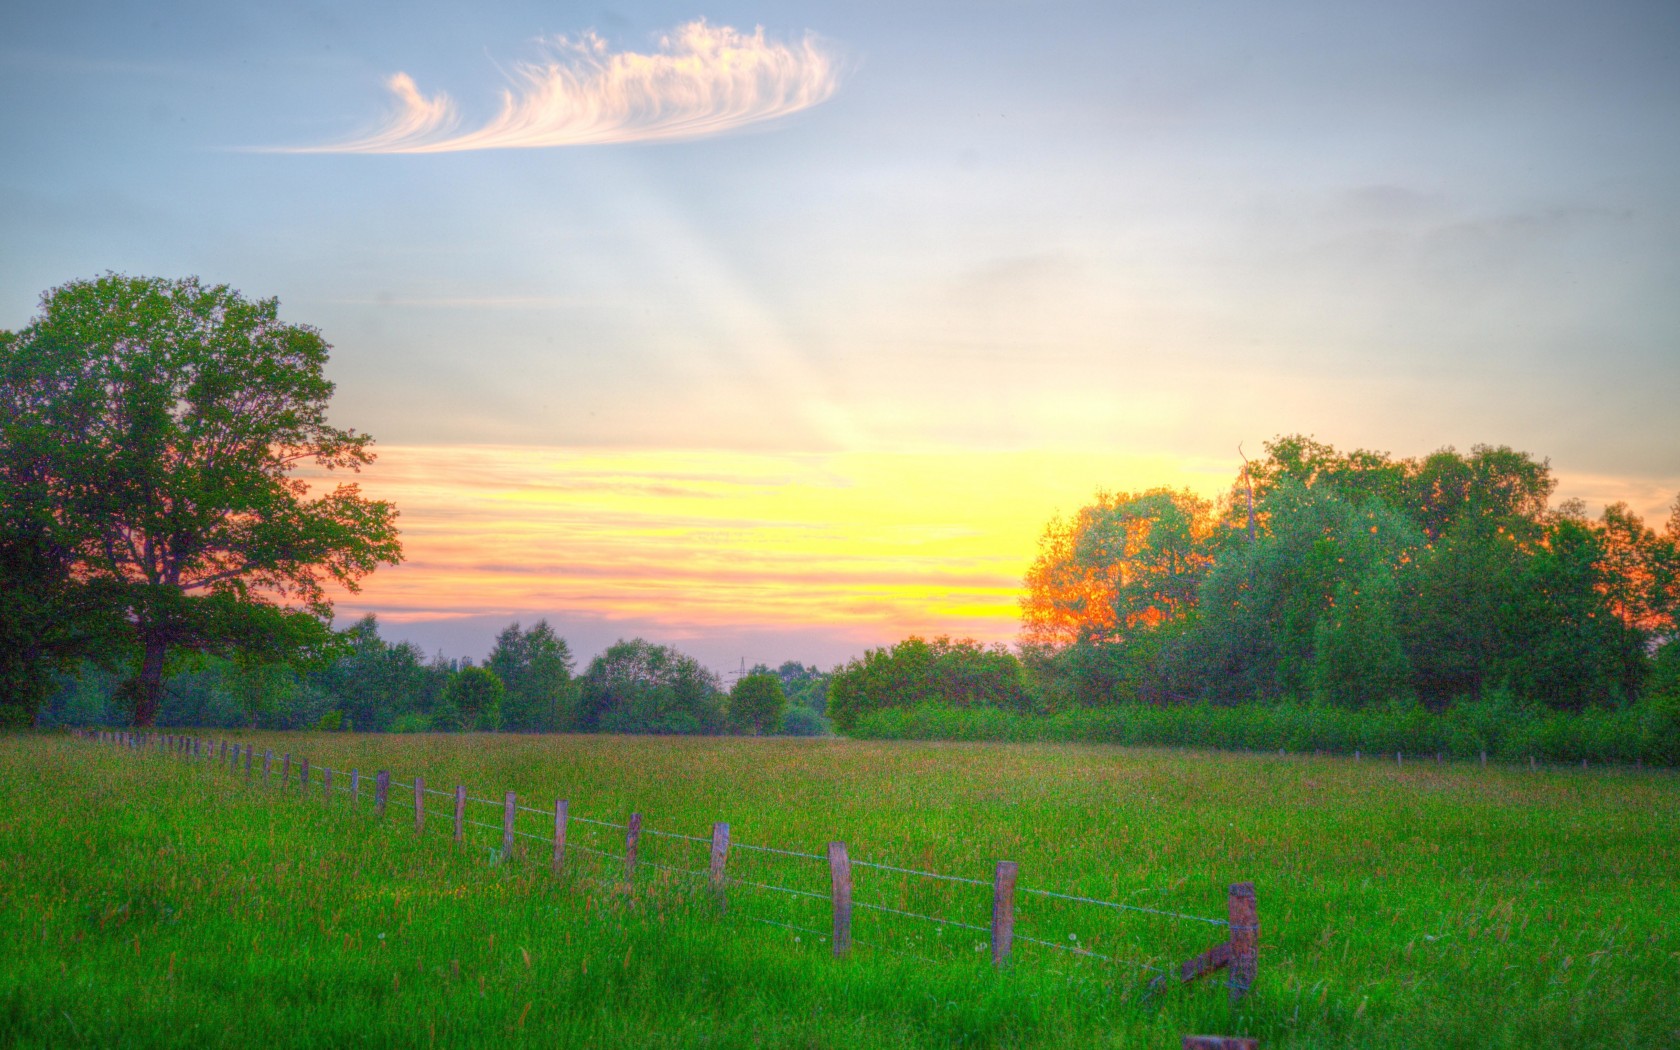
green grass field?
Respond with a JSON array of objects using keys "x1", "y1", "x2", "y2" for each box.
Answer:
[{"x1": 1, "y1": 732, "x2": 1675, "y2": 1048}]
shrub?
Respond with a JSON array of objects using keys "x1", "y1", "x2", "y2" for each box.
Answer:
[{"x1": 779, "y1": 706, "x2": 829, "y2": 737}]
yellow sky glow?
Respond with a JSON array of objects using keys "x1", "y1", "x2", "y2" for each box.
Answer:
[{"x1": 315, "y1": 444, "x2": 1239, "y2": 645}]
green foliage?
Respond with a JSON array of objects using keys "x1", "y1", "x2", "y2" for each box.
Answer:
[
  {"x1": 0, "y1": 275, "x2": 402, "y2": 726},
  {"x1": 442, "y1": 666, "x2": 505, "y2": 731},
  {"x1": 487, "y1": 620, "x2": 576, "y2": 732},
  {"x1": 778, "y1": 705, "x2": 830, "y2": 737},
  {"x1": 1030, "y1": 435, "x2": 1679, "y2": 719},
  {"x1": 847, "y1": 697, "x2": 1679, "y2": 764},
  {"x1": 729, "y1": 673, "x2": 787, "y2": 735},
  {"x1": 314, "y1": 710, "x2": 344, "y2": 732},
  {"x1": 828, "y1": 636, "x2": 1031, "y2": 732},
  {"x1": 578, "y1": 638, "x2": 723, "y2": 735},
  {"x1": 386, "y1": 712, "x2": 433, "y2": 734}
]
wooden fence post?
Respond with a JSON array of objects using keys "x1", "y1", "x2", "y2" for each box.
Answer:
[
  {"x1": 281, "y1": 753, "x2": 290, "y2": 788},
  {"x1": 323, "y1": 766, "x2": 332, "y2": 803},
  {"x1": 552, "y1": 800, "x2": 568, "y2": 874},
  {"x1": 992, "y1": 860, "x2": 1018, "y2": 968},
  {"x1": 244, "y1": 746, "x2": 253, "y2": 775},
  {"x1": 300, "y1": 757, "x2": 309, "y2": 790},
  {"x1": 414, "y1": 776, "x2": 425, "y2": 835},
  {"x1": 263, "y1": 750, "x2": 273, "y2": 784},
  {"x1": 375, "y1": 770, "x2": 389, "y2": 817},
  {"x1": 501, "y1": 792, "x2": 517, "y2": 861},
  {"x1": 1228, "y1": 882, "x2": 1257, "y2": 1004},
  {"x1": 351, "y1": 769, "x2": 360, "y2": 806},
  {"x1": 709, "y1": 822, "x2": 731, "y2": 909},
  {"x1": 829, "y1": 841, "x2": 853, "y2": 957},
  {"x1": 624, "y1": 813, "x2": 643, "y2": 882},
  {"x1": 453, "y1": 786, "x2": 466, "y2": 844}
]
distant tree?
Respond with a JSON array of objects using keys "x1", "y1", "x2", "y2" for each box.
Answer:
[
  {"x1": 442, "y1": 666, "x2": 505, "y2": 731},
  {"x1": 577, "y1": 639, "x2": 723, "y2": 735},
  {"x1": 487, "y1": 620, "x2": 577, "y2": 732},
  {"x1": 828, "y1": 636, "x2": 1031, "y2": 732},
  {"x1": 307, "y1": 615, "x2": 436, "y2": 732},
  {"x1": 729, "y1": 672, "x2": 786, "y2": 735},
  {"x1": 0, "y1": 275, "x2": 402, "y2": 726}
]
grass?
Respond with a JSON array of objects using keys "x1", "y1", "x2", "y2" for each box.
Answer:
[{"x1": 1, "y1": 731, "x2": 1676, "y2": 1048}]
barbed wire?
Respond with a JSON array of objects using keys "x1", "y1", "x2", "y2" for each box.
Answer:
[
  {"x1": 850, "y1": 858, "x2": 991, "y2": 888},
  {"x1": 731, "y1": 841, "x2": 826, "y2": 863},
  {"x1": 1018, "y1": 886, "x2": 1228, "y2": 927},
  {"x1": 726, "y1": 876, "x2": 830, "y2": 903},
  {"x1": 851, "y1": 900, "x2": 992, "y2": 935}
]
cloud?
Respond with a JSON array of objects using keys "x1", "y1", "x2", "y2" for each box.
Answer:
[{"x1": 281, "y1": 20, "x2": 841, "y2": 153}]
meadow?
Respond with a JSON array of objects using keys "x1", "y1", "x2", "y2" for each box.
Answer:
[{"x1": 0, "y1": 731, "x2": 1675, "y2": 1048}]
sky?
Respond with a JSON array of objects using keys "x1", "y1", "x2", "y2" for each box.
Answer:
[{"x1": 3, "y1": 1, "x2": 1678, "y2": 675}]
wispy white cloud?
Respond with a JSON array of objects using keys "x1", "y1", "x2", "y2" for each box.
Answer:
[{"x1": 278, "y1": 20, "x2": 841, "y2": 153}]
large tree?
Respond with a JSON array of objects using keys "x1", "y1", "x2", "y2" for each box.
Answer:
[{"x1": 0, "y1": 275, "x2": 401, "y2": 726}]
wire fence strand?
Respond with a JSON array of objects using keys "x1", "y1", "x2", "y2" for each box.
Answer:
[{"x1": 1018, "y1": 886, "x2": 1228, "y2": 927}]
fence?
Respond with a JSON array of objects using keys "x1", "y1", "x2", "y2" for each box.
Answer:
[{"x1": 76, "y1": 728, "x2": 1259, "y2": 1001}]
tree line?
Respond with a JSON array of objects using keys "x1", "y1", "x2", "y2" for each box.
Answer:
[
  {"x1": 828, "y1": 436, "x2": 1680, "y2": 753},
  {"x1": 40, "y1": 615, "x2": 833, "y2": 737}
]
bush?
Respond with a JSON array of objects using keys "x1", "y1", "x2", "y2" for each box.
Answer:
[
  {"x1": 388, "y1": 712, "x2": 431, "y2": 734},
  {"x1": 314, "y1": 710, "x2": 343, "y2": 732},
  {"x1": 842, "y1": 697, "x2": 1675, "y2": 765},
  {"x1": 779, "y1": 706, "x2": 830, "y2": 737}
]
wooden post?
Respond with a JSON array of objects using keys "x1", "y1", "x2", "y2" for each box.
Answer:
[
  {"x1": 300, "y1": 757, "x2": 309, "y2": 790},
  {"x1": 1354, "y1": 750, "x2": 1360, "y2": 761},
  {"x1": 263, "y1": 749, "x2": 273, "y2": 784},
  {"x1": 375, "y1": 770, "x2": 389, "y2": 817},
  {"x1": 501, "y1": 792, "x2": 517, "y2": 861},
  {"x1": 1183, "y1": 1038, "x2": 1258, "y2": 1050},
  {"x1": 552, "y1": 800, "x2": 568, "y2": 874},
  {"x1": 323, "y1": 766, "x2": 333, "y2": 803},
  {"x1": 220, "y1": 740, "x2": 226, "y2": 761},
  {"x1": 1228, "y1": 882, "x2": 1257, "y2": 1003},
  {"x1": 351, "y1": 769, "x2": 360, "y2": 805},
  {"x1": 454, "y1": 786, "x2": 466, "y2": 844},
  {"x1": 414, "y1": 776, "x2": 425, "y2": 835},
  {"x1": 1480, "y1": 750, "x2": 1487, "y2": 768},
  {"x1": 281, "y1": 753, "x2": 291, "y2": 788},
  {"x1": 624, "y1": 813, "x2": 643, "y2": 882},
  {"x1": 829, "y1": 841, "x2": 853, "y2": 957},
  {"x1": 992, "y1": 860, "x2": 1018, "y2": 968},
  {"x1": 244, "y1": 746, "x2": 253, "y2": 775},
  {"x1": 709, "y1": 822, "x2": 731, "y2": 909}
]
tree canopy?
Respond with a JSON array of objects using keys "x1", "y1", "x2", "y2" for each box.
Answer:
[{"x1": 0, "y1": 275, "x2": 401, "y2": 725}]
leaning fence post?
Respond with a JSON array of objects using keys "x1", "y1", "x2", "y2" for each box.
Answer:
[
  {"x1": 625, "y1": 813, "x2": 643, "y2": 882},
  {"x1": 300, "y1": 757, "x2": 309, "y2": 790},
  {"x1": 454, "y1": 786, "x2": 466, "y2": 844},
  {"x1": 829, "y1": 841, "x2": 853, "y2": 957},
  {"x1": 709, "y1": 822, "x2": 731, "y2": 909},
  {"x1": 502, "y1": 792, "x2": 517, "y2": 861},
  {"x1": 1228, "y1": 882, "x2": 1258, "y2": 1003},
  {"x1": 263, "y1": 749, "x2": 273, "y2": 783},
  {"x1": 375, "y1": 771, "x2": 390, "y2": 817},
  {"x1": 281, "y1": 753, "x2": 291, "y2": 788},
  {"x1": 414, "y1": 776, "x2": 426, "y2": 835},
  {"x1": 552, "y1": 800, "x2": 568, "y2": 874},
  {"x1": 992, "y1": 860, "x2": 1018, "y2": 968}
]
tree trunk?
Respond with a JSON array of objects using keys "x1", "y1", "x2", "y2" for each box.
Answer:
[{"x1": 131, "y1": 631, "x2": 167, "y2": 727}]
